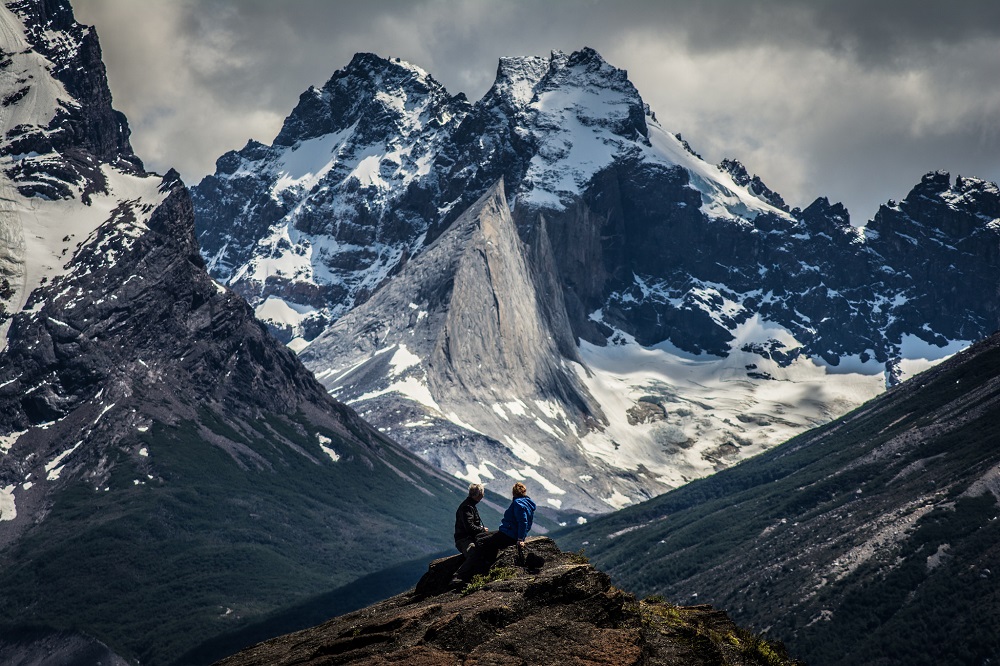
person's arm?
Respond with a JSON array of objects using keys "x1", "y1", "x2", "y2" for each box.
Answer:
[{"x1": 516, "y1": 503, "x2": 530, "y2": 543}]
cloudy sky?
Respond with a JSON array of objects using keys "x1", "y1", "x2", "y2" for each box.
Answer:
[{"x1": 73, "y1": 0, "x2": 1000, "y2": 224}]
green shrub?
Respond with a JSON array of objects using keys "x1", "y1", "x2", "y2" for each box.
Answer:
[
  {"x1": 732, "y1": 627, "x2": 796, "y2": 666},
  {"x1": 462, "y1": 566, "x2": 519, "y2": 595}
]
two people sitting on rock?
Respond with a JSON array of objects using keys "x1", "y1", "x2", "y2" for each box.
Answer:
[
  {"x1": 454, "y1": 483, "x2": 489, "y2": 557},
  {"x1": 451, "y1": 482, "x2": 536, "y2": 587}
]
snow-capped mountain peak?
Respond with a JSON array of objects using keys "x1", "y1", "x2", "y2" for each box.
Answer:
[
  {"x1": 511, "y1": 49, "x2": 650, "y2": 211},
  {"x1": 535, "y1": 47, "x2": 647, "y2": 138},
  {"x1": 194, "y1": 53, "x2": 474, "y2": 341},
  {"x1": 490, "y1": 54, "x2": 550, "y2": 109},
  {"x1": 274, "y1": 52, "x2": 459, "y2": 148},
  {"x1": 0, "y1": 0, "x2": 157, "y2": 352},
  {"x1": 467, "y1": 47, "x2": 786, "y2": 221},
  {"x1": 193, "y1": 48, "x2": 1000, "y2": 515}
]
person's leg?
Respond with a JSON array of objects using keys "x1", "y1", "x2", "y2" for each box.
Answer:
[
  {"x1": 452, "y1": 532, "x2": 514, "y2": 584},
  {"x1": 479, "y1": 531, "x2": 514, "y2": 561},
  {"x1": 452, "y1": 544, "x2": 482, "y2": 582},
  {"x1": 456, "y1": 537, "x2": 474, "y2": 558}
]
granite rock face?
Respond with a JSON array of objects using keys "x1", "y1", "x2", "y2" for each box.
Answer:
[
  {"x1": 216, "y1": 537, "x2": 802, "y2": 666},
  {"x1": 302, "y1": 180, "x2": 625, "y2": 514}
]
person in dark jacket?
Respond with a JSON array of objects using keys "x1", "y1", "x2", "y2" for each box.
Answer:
[
  {"x1": 451, "y1": 482, "x2": 536, "y2": 586},
  {"x1": 454, "y1": 483, "x2": 488, "y2": 557}
]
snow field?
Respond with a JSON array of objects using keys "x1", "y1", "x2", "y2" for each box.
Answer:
[
  {"x1": 0, "y1": 165, "x2": 168, "y2": 350},
  {"x1": 0, "y1": 484, "x2": 15, "y2": 521}
]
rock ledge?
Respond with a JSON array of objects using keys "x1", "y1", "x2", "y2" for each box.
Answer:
[{"x1": 216, "y1": 537, "x2": 801, "y2": 666}]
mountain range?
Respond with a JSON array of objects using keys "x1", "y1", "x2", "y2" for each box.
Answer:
[
  {"x1": 0, "y1": 2, "x2": 489, "y2": 663},
  {"x1": 1, "y1": 1, "x2": 999, "y2": 664},
  {"x1": 193, "y1": 48, "x2": 1000, "y2": 517}
]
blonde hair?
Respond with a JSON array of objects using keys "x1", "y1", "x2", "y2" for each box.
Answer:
[
  {"x1": 512, "y1": 482, "x2": 528, "y2": 498},
  {"x1": 468, "y1": 483, "x2": 484, "y2": 498}
]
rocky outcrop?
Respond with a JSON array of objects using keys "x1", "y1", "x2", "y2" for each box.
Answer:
[
  {"x1": 719, "y1": 158, "x2": 789, "y2": 212},
  {"x1": 216, "y1": 537, "x2": 802, "y2": 666}
]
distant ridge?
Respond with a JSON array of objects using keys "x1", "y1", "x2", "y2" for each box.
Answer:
[{"x1": 561, "y1": 329, "x2": 1000, "y2": 666}]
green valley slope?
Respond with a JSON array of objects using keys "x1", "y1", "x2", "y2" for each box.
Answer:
[{"x1": 559, "y1": 331, "x2": 1000, "y2": 666}]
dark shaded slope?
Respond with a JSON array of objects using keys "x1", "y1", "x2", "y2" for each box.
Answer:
[
  {"x1": 559, "y1": 331, "x2": 1000, "y2": 666},
  {"x1": 0, "y1": 148, "x2": 470, "y2": 666}
]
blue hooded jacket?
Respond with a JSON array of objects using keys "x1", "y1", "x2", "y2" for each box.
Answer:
[{"x1": 499, "y1": 496, "x2": 536, "y2": 542}]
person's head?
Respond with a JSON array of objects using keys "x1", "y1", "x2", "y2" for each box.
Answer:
[
  {"x1": 512, "y1": 482, "x2": 528, "y2": 498},
  {"x1": 468, "y1": 483, "x2": 485, "y2": 501}
]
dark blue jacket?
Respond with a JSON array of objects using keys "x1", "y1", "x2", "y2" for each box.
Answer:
[{"x1": 499, "y1": 496, "x2": 536, "y2": 542}]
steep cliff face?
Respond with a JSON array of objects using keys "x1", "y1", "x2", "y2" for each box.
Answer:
[
  {"x1": 563, "y1": 330, "x2": 1000, "y2": 666},
  {"x1": 0, "y1": 4, "x2": 472, "y2": 664},
  {"x1": 215, "y1": 537, "x2": 803, "y2": 666},
  {"x1": 301, "y1": 181, "x2": 625, "y2": 514}
]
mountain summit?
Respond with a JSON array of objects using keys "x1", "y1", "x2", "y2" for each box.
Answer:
[{"x1": 194, "y1": 51, "x2": 470, "y2": 334}]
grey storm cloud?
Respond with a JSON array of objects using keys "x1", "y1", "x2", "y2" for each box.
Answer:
[{"x1": 73, "y1": 0, "x2": 1000, "y2": 225}]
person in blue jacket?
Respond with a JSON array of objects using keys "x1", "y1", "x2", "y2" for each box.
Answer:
[
  {"x1": 451, "y1": 482, "x2": 536, "y2": 586},
  {"x1": 498, "y1": 482, "x2": 535, "y2": 548}
]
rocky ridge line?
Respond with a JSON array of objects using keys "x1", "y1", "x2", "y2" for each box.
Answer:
[{"x1": 216, "y1": 537, "x2": 802, "y2": 666}]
